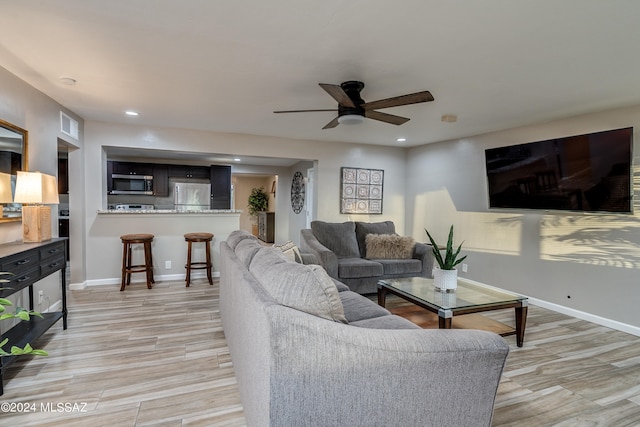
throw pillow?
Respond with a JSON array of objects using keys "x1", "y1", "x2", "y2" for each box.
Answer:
[
  {"x1": 365, "y1": 234, "x2": 416, "y2": 259},
  {"x1": 273, "y1": 240, "x2": 303, "y2": 263},
  {"x1": 310, "y1": 221, "x2": 360, "y2": 258},
  {"x1": 355, "y1": 221, "x2": 396, "y2": 257},
  {"x1": 249, "y1": 247, "x2": 348, "y2": 324}
]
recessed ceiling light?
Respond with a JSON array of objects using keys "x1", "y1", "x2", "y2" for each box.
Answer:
[
  {"x1": 396, "y1": 138, "x2": 406, "y2": 143},
  {"x1": 125, "y1": 111, "x2": 139, "y2": 116},
  {"x1": 441, "y1": 114, "x2": 457, "y2": 123},
  {"x1": 234, "y1": 158, "x2": 241, "y2": 162},
  {"x1": 59, "y1": 77, "x2": 76, "y2": 86}
]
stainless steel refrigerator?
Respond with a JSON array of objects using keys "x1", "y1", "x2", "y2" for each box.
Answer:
[{"x1": 174, "y1": 182, "x2": 211, "y2": 211}]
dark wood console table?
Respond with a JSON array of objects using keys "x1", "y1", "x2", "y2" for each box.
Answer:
[{"x1": 0, "y1": 238, "x2": 67, "y2": 395}]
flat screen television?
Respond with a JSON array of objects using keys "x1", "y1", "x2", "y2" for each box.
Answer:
[{"x1": 485, "y1": 127, "x2": 633, "y2": 213}]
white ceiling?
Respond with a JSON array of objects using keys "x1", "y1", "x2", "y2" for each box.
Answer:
[{"x1": 1, "y1": 0, "x2": 640, "y2": 148}]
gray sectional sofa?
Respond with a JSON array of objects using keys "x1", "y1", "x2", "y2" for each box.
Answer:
[
  {"x1": 220, "y1": 230, "x2": 509, "y2": 427},
  {"x1": 300, "y1": 220, "x2": 435, "y2": 294}
]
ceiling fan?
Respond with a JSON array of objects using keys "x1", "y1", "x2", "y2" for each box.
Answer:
[{"x1": 274, "y1": 81, "x2": 434, "y2": 129}]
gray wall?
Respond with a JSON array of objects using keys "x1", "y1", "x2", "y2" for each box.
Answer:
[
  {"x1": 406, "y1": 104, "x2": 640, "y2": 328},
  {"x1": 82, "y1": 120, "x2": 408, "y2": 284},
  {"x1": 0, "y1": 65, "x2": 84, "y2": 310}
]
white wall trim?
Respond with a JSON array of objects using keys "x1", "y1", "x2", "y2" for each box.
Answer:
[
  {"x1": 462, "y1": 277, "x2": 640, "y2": 338},
  {"x1": 82, "y1": 271, "x2": 220, "y2": 288},
  {"x1": 526, "y1": 297, "x2": 640, "y2": 337}
]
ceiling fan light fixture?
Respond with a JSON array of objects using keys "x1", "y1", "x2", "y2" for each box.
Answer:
[{"x1": 337, "y1": 114, "x2": 365, "y2": 125}]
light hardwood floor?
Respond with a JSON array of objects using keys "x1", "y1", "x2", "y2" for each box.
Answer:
[{"x1": 3, "y1": 279, "x2": 640, "y2": 426}]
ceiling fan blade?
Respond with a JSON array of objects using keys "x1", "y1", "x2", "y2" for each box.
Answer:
[
  {"x1": 274, "y1": 109, "x2": 338, "y2": 113},
  {"x1": 365, "y1": 110, "x2": 410, "y2": 125},
  {"x1": 319, "y1": 83, "x2": 356, "y2": 108},
  {"x1": 322, "y1": 117, "x2": 340, "y2": 129},
  {"x1": 362, "y1": 91, "x2": 434, "y2": 110}
]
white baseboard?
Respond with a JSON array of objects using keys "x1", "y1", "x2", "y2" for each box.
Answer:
[
  {"x1": 78, "y1": 271, "x2": 220, "y2": 289},
  {"x1": 526, "y1": 297, "x2": 640, "y2": 337},
  {"x1": 461, "y1": 277, "x2": 640, "y2": 338},
  {"x1": 39, "y1": 299, "x2": 62, "y2": 314}
]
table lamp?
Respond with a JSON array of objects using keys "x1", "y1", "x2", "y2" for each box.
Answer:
[{"x1": 14, "y1": 171, "x2": 59, "y2": 242}]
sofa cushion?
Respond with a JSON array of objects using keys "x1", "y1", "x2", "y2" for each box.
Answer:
[
  {"x1": 339, "y1": 291, "x2": 391, "y2": 322},
  {"x1": 311, "y1": 221, "x2": 360, "y2": 258},
  {"x1": 249, "y1": 247, "x2": 348, "y2": 324},
  {"x1": 273, "y1": 240, "x2": 303, "y2": 263},
  {"x1": 227, "y1": 229, "x2": 258, "y2": 250},
  {"x1": 365, "y1": 234, "x2": 416, "y2": 259},
  {"x1": 355, "y1": 221, "x2": 396, "y2": 257},
  {"x1": 331, "y1": 278, "x2": 351, "y2": 292},
  {"x1": 234, "y1": 238, "x2": 263, "y2": 267},
  {"x1": 376, "y1": 259, "x2": 423, "y2": 275},
  {"x1": 350, "y1": 314, "x2": 421, "y2": 330},
  {"x1": 337, "y1": 258, "x2": 384, "y2": 279}
]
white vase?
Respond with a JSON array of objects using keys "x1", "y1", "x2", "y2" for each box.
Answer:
[{"x1": 433, "y1": 268, "x2": 458, "y2": 292}]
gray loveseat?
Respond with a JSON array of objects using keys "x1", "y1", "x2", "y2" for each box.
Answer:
[
  {"x1": 300, "y1": 220, "x2": 435, "y2": 294},
  {"x1": 220, "y1": 230, "x2": 509, "y2": 427}
]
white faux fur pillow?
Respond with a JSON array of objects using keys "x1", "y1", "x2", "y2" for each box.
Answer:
[{"x1": 365, "y1": 234, "x2": 415, "y2": 259}]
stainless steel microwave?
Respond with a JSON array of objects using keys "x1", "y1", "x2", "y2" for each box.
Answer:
[{"x1": 110, "y1": 174, "x2": 154, "y2": 195}]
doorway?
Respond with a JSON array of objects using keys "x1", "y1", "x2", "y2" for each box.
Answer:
[{"x1": 233, "y1": 174, "x2": 277, "y2": 236}]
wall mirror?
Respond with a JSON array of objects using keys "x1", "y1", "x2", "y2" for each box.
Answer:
[{"x1": 0, "y1": 118, "x2": 28, "y2": 222}]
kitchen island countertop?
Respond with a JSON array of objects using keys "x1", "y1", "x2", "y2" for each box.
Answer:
[{"x1": 97, "y1": 209, "x2": 242, "y2": 214}]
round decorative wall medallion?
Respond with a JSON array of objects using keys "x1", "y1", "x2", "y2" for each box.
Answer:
[{"x1": 290, "y1": 171, "x2": 305, "y2": 214}]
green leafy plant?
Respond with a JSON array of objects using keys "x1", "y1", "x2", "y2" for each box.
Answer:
[
  {"x1": 0, "y1": 276, "x2": 48, "y2": 356},
  {"x1": 247, "y1": 186, "x2": 269, "y2": 217},
  {"x1": 425, "y1": 225, "x2": 467, "y2": 270}
]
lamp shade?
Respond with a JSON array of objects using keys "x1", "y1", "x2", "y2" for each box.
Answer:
[
  {"x1": 14, "y1": 171, "x2": 60, "y2": 205},
  {"x1": 0, "y1": 172, "x2": 13, "y2": 203}
]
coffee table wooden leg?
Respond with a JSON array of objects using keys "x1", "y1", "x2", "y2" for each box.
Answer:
[
  {"x1": 438, "y1": 308, "x2": 452, "y2": 329},
  {"x1": 515, "y1": 303, "x2": 528, "y2": 347},
  {"x1": 377, "y1": 286, "x2": 387, "y2": 307}
]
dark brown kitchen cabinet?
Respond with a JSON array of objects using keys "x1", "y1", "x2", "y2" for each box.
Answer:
[
  {"x1": 152, "y1": 164, "x2": 169, "y2": 197},
  {"x1": 210, "y1": 165, "x2": 231, "y2": 209},
  {"x1": 168, "y1": 164, "x2": 210, "y2": 179},
  {"x1": 110, "y1": 161, "x2": 154, "y2": 176}
]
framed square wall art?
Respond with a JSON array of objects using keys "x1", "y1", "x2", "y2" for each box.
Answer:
[{"x1": 340, "y1": 167, "x2": 384, "y2": 214}]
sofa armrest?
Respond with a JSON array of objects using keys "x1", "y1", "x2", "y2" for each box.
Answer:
[
  {"x1": 300, "y1": 229, "x2": 338, "y2": 277},
  {"x1": 413, "y1": 242, "x2": 435, "y2": 278},
  {"x1": 300, "y1": 252, "x2": 319, "y2": 265}
]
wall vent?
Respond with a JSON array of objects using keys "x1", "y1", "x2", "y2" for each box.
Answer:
[{"x1": 60, "y1": 111, "x2": 79, "y2": 139}]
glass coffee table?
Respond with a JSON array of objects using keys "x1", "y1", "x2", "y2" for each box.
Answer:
[{"x1": 378, "y1": 277, "x2": 528, "y2": 347}]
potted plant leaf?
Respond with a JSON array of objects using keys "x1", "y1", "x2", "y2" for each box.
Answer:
[
  {"x1": 1, "y1": 274, "x2": 48, "y2": 357},
  {"x1": 248, "y1": 186, "x2": 269, "y2": 236},
  {"x1": 425, "y1": 225, "x2": 466, "y2": 292}
]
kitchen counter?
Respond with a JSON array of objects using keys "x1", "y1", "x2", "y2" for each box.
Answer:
[
  {"x1": 97, "y1": 209, "x2": 242, "y2": 214},
  {"x1": 88, "y1": 209, "x2": 242, "y2": 286}
]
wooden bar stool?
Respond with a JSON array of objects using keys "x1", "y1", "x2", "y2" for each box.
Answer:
[
  {"x1": 120, "y1": 233, "x2": 155, "y2": 291},
  {"x1": 184, "y1": 232, "x2": 214, "y2": 286}
]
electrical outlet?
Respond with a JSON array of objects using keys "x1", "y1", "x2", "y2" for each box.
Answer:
[
  {"x1": 38, "y1": 290, "x2": 44, "y2": 304},
  {"x1": 462, "y1": 263, "x2": 468, "y2": 273},
  {"x1": 165, "y1": 260, "x2": 171, "y2": 269}
]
